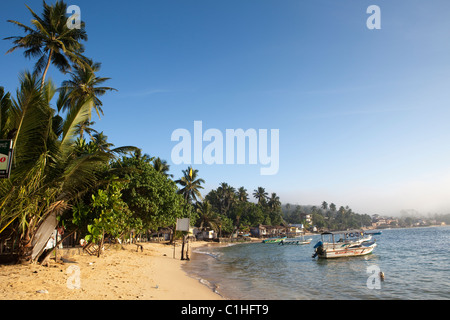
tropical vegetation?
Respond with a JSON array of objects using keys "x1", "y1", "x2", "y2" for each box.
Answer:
[
  {"x1": 0, "y1": 1, "x2": 192, "y2": 263},
  {"x1": 282, "y1": 201, "x2": 372, "y2": 230},
  {"x1": 0, "y1": 0, "x2": 285, "y2": 265}
]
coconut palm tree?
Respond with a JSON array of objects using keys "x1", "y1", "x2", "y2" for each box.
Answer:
[
  {"x1": 152, "y1": 157, "x2": 173, "y2": 178},
  {"x1": 175, "y1": 166, "x2": 205, "y2": 204},
  {"x1": 268, "y1": 192, "x2": 281, "y2": 211},
  {"x1": 196, "y1": 201, "x2": 220, "y2": 232},
  {"x1": 253, "y1": 187, "x2": 268, "y2": 206},
  {"x1": 237, "y1": 186, "x2": 248, "y2": 202},
  {"x1": 0, "y1": 72, "x2": 132, "y2": 263},
  {"x1": 60, "y1": 59, "x2": 117, "y2": 119},
  {"x1": 91, "y1": 131, "x2": 113, "y2": 152},
  {"x1": 4, "y1": 1, "x2": 88, "y2": 91},
  {"x1": 216, "y1": 182, "x2": 236, "y2": 216},
  {"x1": 74, "y1": 119, "x2": 98, "y2": 140}
]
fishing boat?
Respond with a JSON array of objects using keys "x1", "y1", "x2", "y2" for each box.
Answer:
[
  {"x1": 262, "y1": 236, "x2": 286, "y2": 244},
  {"x1": 312, "y1": 230, "x2": 377, "y2": 259},
  {"x1": 279, "y1": 233, "x2": 312, "y2": 245},
  {"x1": 365, "y1": 230, "x2": 383, "y2": 235},
  {"x1": 279, "y1": 238, "x2": 312, "y2": 245}
]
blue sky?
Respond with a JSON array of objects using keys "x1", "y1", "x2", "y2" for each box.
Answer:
[{"x1": 2, "y1": 0, "x2": 450, "y2": 215}]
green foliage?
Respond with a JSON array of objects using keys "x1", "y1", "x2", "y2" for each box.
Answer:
[
  {"x1": 84, "y1": 181, "x2": 134, "y2": 242},
  {"x1": 112, "y1": 152, "x2": 195, "y2": 231},
  {"x1": 199, "y1": 184, "x2": 284, "y2": 236}
]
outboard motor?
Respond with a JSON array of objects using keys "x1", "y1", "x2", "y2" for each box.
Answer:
[{"x1": 312, "y1": 241, "x2": 323, "y2": 258}]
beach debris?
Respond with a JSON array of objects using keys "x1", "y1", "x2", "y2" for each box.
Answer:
[
  {"x1": 152, "y1": 285, "x2": 159, "y2": 289},
  {"x1": 379, "y1": 271, "x2": 385, "y2": 281},
  {"x1": 36, "y1": 289, "x2": 49, "y2": 294}
]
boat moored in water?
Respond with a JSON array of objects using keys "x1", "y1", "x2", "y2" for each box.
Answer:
[
  {"x1": 279, "y1": 233, "x2": 312, "y2": 245},
  {"x1": 312, "y1": 230, "x2": 377, "y2": 259},
  {"x1": 262, "y1": 237, "x2": 287, "y2": 244}
]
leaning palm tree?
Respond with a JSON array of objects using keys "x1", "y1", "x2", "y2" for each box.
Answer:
[
  {"x1": 4, "y1": 0, "x2": 88, "y2": 90},
  {"x1": 0, "y1": 72, "x2": 132, "y2": 263},
  {"x1": 175, "y1": 166, "x2": 205, "y2": 204},
  {"x1": 253, "y1": 187, "x2": 268, "y2": 206}
]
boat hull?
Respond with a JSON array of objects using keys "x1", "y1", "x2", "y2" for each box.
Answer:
[
  {"x1": 318, "y1": 243, "x2": 376, "y2": 259},
  {"x1": 262, "y1": 237, "x2": 286, "y2": 244},
  {"x1": 280, "y1": 239, "x2": 312, "y2": 245}
]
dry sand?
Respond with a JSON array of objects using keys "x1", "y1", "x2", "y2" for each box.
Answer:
[{"x1": 0, "y1": 242, "x2": 222, "y2": 300}]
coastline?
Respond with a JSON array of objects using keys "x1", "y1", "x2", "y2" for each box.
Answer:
[{"x1": 0, "y1": 242, "x2": 223, "y2": 300}]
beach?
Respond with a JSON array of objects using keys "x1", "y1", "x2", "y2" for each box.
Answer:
[{"x1": 0, "y1": 242, "x2": 222, "y2": 300}]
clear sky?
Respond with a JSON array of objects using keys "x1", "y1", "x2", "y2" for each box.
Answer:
[{"x1": 2, "y1": 0, "x2": 450, "y2": 216}]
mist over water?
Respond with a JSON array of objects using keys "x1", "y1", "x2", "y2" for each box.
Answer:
[{"x1": 183, "y1": 226, "x2": 450, "y2": 300}]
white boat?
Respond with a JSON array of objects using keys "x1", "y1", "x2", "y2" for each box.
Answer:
[
  {"x1": 312, "y1": 230, "x2": 377, "y2": 259},
  {"x1": 279, "y1": 233, "x2": 312, "y2": 245}
]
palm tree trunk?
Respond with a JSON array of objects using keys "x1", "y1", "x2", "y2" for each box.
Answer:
[{"x1": 40, "y1": 49, "x2": 53, "y2": 91}]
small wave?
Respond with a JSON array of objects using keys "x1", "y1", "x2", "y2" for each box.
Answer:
[
  {"x1": 193, "y1": 249, "x2": 223, "y2": 260},
  {"x1": 198, "y1": 278, "x2": 227, "y2": 299}
]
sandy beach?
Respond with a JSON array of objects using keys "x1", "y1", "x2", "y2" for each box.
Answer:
[{"x1": 0, "y1": 242, "x2": 222, "y2": 300}]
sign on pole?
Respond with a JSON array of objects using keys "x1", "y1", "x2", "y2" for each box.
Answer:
[
  {"x1": 0, "y1": 140, "x2": 13, "y2": 179},
  {"x1": 176, "y1": 218, "x2": 190, "y2": 232}
]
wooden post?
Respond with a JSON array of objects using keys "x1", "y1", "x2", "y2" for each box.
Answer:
[
  {"x1": 186, "y1": 236, "x2": 190, "y2": 261},
  {"x1": 180, "y1": 234, "x2": 186, "y2": 260}
]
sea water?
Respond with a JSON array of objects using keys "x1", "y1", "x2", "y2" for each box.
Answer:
[{"x1": 182, "y1": 226, "x2": 450, "y2": 300}]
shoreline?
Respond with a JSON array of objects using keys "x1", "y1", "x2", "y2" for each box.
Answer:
[
  {"x1": 182, "y1": 241, "x2": 245, "y2": 300},
  {"x1": 0, "y1": 242, "x2": 223, "y2": 300}
]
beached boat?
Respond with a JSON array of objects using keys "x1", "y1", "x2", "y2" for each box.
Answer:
[
  {"x1": 262, "y1": 237, "x2": 286, "y2": 244},
  {"x1": 312, "y1": 230, "x2": 377, "y2": 259}
]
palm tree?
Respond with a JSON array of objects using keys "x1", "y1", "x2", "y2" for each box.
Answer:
[
  {"x1": 91, "y1": 131, "x2": 113, "y2": 152},
  {"x1": 74, "y1": 119, "x2": 98, "y2": 140},
  {"x1": 0, "y1": 72, "x2": 133, "y2": 263},
  {"x1": 217, "y1": 182, "x2": 236, "y2": 216},
  {"x1": 253, "y1": 187, "x2": 268, "y2": 206},
  {"x1": 196, "y1": 201, "x2": 220, "y2": 232},
  {"x1": 130, "y1": 149, "x2": 153, "y2": 164},
  {"x1": 175, "y1": 166, "x2": 205, "y2": 204},
  {"x1": 268, "y1": 193, "x2": 281, "y2": 211},
  {"x1": 237, "y1": 187, "x2": 248, "y2": 202},
  {"x1": 329, "y1": 203, "x2": 336, "y2": 212},
  {"x1": 4, "y1": 1, "x2": 88, "y2": 90},
  {"x1": 152, "y1": 157, "x2": 173, "y2": 178},
  {"x1": 60, "y1": 59, "x2": 117, "y2": 119}
]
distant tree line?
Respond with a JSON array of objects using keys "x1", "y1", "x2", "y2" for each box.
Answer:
[{"x1": 282, "y1": 201, "x2": 372, "y2": 231}]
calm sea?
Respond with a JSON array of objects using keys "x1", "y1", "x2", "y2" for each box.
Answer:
[{"x1": 182, "y1": 226, "x2": 450, "y2": 300}]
